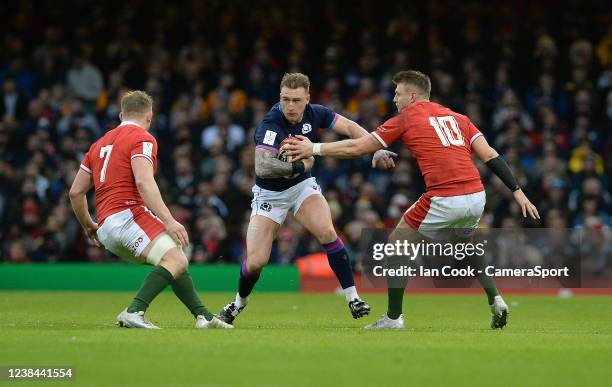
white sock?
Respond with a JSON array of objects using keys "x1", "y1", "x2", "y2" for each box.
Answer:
[
  {"x1": 234, "y1": 292, "x2": 248, "y2": 308},
  {"x1": 343, "y1": 286, "x2": 359, "y2": 302},
  {"x1": 493, "y1": 295, "x2": 505, "y2": 305}
]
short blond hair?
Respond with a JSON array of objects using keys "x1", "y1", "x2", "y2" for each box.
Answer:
[
  {"x1": 393, "y1": 70, "x2": 431, "y2": 99},
  {"x1": 120, "y1": 90, "x2": 153, "y2": 117},
  {"x1": 280, "y1": 73, "x2": 310, "y2": 91}
]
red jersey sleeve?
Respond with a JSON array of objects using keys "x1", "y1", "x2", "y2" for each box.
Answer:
[
  {"x1": 467, "y1": 120, "x2": 483, "y2": 145},
  {"x1": 130, "y1": 134, "x2": 158, "y2": 168},
  {"x1": 371, "y1": 115, "x2": 404, "y2": 148},
  {"x1": 80, "y1": 151, "x2": 92, "y2": 174}
]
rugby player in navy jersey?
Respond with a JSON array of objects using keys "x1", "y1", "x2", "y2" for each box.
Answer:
[{"x1": 217, "y1": 73, "x2": 396, "y2": 325}]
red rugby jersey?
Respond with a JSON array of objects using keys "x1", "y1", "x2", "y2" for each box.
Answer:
[
  {"x1": 372, "y1": 101, "x2": 484, "y2": 196},
  {"x1": 80, "y1": 121, "x2": 158, "y2": 224}
]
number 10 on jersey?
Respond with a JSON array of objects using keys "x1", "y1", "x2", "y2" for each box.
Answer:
[{"x1": 429, "y1": 116, "x2": 464, "y2": 146}]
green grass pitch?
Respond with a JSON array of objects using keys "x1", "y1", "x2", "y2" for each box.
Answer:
[{"x1": 1, "y1": 291, "x2": 611, "y2": 386}]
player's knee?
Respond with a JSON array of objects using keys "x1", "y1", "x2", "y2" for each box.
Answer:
[
  {"x1": 160, "y1": 248, "x2": 188, "y2": 277},
  {"x1": 316, "y1": 227, "x2": 338, "y2": 245},
  {"x1": 175, "y1": 252, "x2": 189, "y2": 274}
]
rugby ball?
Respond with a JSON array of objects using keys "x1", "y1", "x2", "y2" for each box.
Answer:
[{"x1": 278, "y1": 137, "x2": 301, "y2": 163}]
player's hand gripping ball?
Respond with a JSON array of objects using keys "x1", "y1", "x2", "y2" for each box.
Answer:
[
  {"x1": 278, "y1": 136, "x2": 301, "y2": 163},
  {"x1": 279, "y1": 136, "x2": 301, "y2": 178}
]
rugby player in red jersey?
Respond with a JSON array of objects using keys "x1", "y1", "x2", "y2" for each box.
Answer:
[
  {"x1": 69, "y1": 91, "x2": 232, "y2": 329},
  {"x1": 285, "y1": 70, "x2": 540, "y2": 329}
]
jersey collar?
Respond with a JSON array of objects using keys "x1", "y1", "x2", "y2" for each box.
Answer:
[
  {"x1": 403, "y1": 100, "x2": 429, "y2": 112},
  {"x1": 118, "y1": 120, "x2": 144, "y2": 129}
]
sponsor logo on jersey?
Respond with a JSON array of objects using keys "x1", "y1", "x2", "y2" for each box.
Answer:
[
  {"x1": 143, "y1": 142, "x2": 153, "y2": 156},
  {"x1": 263, "y1": 130, "x2": 277, "y2": 145},
  {"x1": 301, "y1": 123, "x2": 312, "y2": 134},
  {"x1": 259, "y1": 202, "x2": 272, "y2": 212}
]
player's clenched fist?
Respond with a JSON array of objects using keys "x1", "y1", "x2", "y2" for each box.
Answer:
[{"x1": 165, "y1": 219, "x2": 189, "y2": 247}]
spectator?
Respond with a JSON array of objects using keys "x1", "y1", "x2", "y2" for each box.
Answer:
[
  {"x1": 0, "y1": 78, "x2": 29, "y2": 120},
  {"x1": 201, "y1": 109, "x2": 246, "y2": 154},
  {"x1": 66, "y1": 46, "x2": 103, "y2": 109}
]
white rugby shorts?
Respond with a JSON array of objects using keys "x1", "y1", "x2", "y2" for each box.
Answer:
[
  {"x1": 250, "y1": 177, "x2": 323, "y2": 224},
  {"x1": 96, "y1": 206, "x2": 166, "y2": 264},
  {"x1": 404, "y1": 190, "x2": 486, "y2": 240}
]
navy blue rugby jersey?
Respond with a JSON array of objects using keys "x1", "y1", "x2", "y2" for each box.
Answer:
[{"x1": 254, "y1": 102, "x2": 338, "y2": 191}]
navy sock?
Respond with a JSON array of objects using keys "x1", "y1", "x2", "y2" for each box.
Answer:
[
  {"x1": 238, "y1": 260, "x2": 261, "y2": 298},
  {"x1": 323, "y1": 238, "x2": 355, "y2": 289}
]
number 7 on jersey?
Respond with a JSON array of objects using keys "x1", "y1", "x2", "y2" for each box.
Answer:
[{"x1": 99, "y1": 145, "x2": 113, "y2": 182}]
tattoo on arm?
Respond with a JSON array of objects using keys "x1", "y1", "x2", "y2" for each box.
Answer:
[{"x1": 255, "y1": 148, "x2": 293, "y2": 178}]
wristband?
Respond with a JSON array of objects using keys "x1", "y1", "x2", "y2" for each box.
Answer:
[
  {"x1": 486, "y1": 156, "x2": 520, "y2": 192},
  {"x1": 313, "y1": 143, "x2": 322, "y2": 156},
  {"x1": 291, "y1": 160, "x2": 305, "y2": 175}
]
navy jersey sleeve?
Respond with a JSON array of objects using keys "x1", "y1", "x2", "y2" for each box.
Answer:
[
  {"x1": 311, "y1": 104, "x2": 338, "y2": 129},
  {"x1": 254, "y1": 120, "x2": 283, "y2": 154}
]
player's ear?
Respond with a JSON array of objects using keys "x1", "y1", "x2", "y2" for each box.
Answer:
[{"x1": 119, "y1": 111, "x2": 123, "y2": 121}]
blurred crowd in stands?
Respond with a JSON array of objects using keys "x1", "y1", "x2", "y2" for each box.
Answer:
[{"x1": 0, "y1": 1, "x2": 610, "y2": 271}]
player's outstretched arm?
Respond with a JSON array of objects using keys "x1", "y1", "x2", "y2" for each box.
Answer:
[
  {"x1": 254, "y1": 148, "x2": 314, "y2": 178},
  {"x1": 331, "y1": 114, "x2": 370, "y2": 139},
  {"x1": 69, "y1": 169, "x2": 101, "y2": 246},
  {"x1": 285, "y1": 135, "x2": 383, "y2": 159},
  {"x1": 131, "y1": 157, "x2": 189, "y2": 246},
  {"x1": 472, "y1": 136, "x2": 540, "y2": 220},
  {"x1": 330, "y1": 115, "x2": 397, "y2": 169}
]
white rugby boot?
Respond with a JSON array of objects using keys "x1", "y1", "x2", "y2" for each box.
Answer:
[
  {"x1": 365, "y1": 314, "x2": 405, "y2": 329},
  {"x1": 195, "y1": 315, "x2": 235, "y2": 329},
  {"x1": 116, "y1": 309, "x2": 160, "y2": 329}
]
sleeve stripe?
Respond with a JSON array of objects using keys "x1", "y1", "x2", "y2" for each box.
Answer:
[
  {"x1": 371, "y1": 132, "x2": 388, "y2": 148},
  {"x1": 256, "y1": 145, "x2": 279, "y2": 154},
  {"x1": 470, "y1": 133, "x2": 484, "y2": 145},
  {"x1": 328, "y1": 113, "x2": 339, "y2": 128},
  {"x1": 80, "y1": 164, "x2": 92, "y2": 174},
  {"x1": 131, "y1": 154, "x2": 154, "y2": 166}
]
